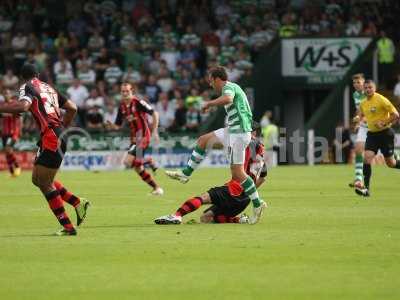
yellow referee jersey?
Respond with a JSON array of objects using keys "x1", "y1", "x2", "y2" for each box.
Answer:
[{"x1": 360, "y1": 92, "x2": 398, "y2": 132}]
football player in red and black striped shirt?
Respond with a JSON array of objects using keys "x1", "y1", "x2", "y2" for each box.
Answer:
[
  {"x1": 155, "y1": 123, "x2": 268, "y2": 225},
  {"x1": 1, "y1": 89, "x2": 22, "y2": 177},
  {"x1": 107, "y1": 83, "x2": 163, "y2": 195},
  {"x1": 0, "y1": 64, "x2": 90, "y2": 236}
]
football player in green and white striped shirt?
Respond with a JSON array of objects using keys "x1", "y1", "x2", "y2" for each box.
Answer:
[
  {"x1": 350, "y1": 73, "x2": 367, "y2": 188},
  {"x1": 166, "y1": 66, "x2": 266, "y2": 224}
]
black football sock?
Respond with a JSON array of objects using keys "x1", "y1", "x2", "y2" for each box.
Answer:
[{"x1": 363, "y1": 163, "x2": 371, "y2": 190}]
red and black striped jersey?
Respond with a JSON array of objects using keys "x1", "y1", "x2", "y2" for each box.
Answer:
[
  {"x1": 0, "y1": 98, "x2": 21, "y2": 139},
  {"x1": 115, "y1": 96, "x2": 154, "y2": 146},
  {"x1": 18, "y1": 78, "x2": 67, "y2": 133},
  {"x1": 244, "y1": 138, "x2": 267, "y2": 181}
]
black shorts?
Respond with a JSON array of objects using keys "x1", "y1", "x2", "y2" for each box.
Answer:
[
  {"x1": 34, "y1": 128, "x2": 67, "y2": 169},
  {"x1": 205, "y1": 185, "x2": 250, "y2": 217},
  {"x1": 127, "y1": 144, "x2": 147, "y2": 157},
  {"x1": 365, "y1": 128, "x2": 395, "y2": 157},
  {"x1": 2, "y1": 136, "x2": 16, "y2": 148}
]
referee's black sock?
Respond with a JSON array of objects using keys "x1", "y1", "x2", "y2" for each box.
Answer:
[{"x1": 363, "y1": 163, "x2": 371, "y2": 190}]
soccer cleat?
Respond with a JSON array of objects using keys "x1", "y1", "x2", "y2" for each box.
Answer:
[
  {"x1": 13, "y1": 167, "x2": 21, "y2": 177},
  {"x1": 154, "y1": 214, "x2": 182, "y2": 225},
  {"x1": 238, "y1": 214, "x2": 250, "y2": 224},
  {"x1": 150, "y1": 187, "x2": 164, "y2": 196},
  {"x1": 165, "y1": 170, "x2": 189, "y2": 184},
  {"x1": 348, "y1": 182, "x2": 355, "y2": 188},
  {"x1": 250, "y1": 201, "x2": 267, "y2": 224},
  {"x1": 54, "y1": 228, "x2": 77, "y2": 236},
  {"x1": 355, "y1": 186, "x2": 370, "y2": 197},
  {"x1": 75, "y1": 198, "x2": 90, "y2": 227}
]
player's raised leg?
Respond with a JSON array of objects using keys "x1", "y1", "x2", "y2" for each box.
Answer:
[
  {"x1": 165, "y1": 131, "x2": 221, "y2": 183},
  {"x1": 32, "y1": 165, "x2": 76, "y2": 235}
]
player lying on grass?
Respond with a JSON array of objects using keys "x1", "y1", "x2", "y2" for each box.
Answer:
[
  {"x1": 353, "y1": 79, "x2": 400, "y2": 197},
  {"x1": 166, "y1": 66, "x2": 266, "y2": 223},
  {"x1": 0, "y1": 89, "x2": 22, "y2": 177},
  {"x1": 155, "y1": 123, "x2": 267, "y2": 225},
  {"x1": 0, "y1": 64, "x2": 90, "y2": 236}
]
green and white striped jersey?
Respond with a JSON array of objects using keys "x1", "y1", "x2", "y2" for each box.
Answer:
[
  {"x1": 222, "y1": 81, "x2": 253, "y2": 133},
  {"x1": 353, "y1": 90, "x2": 367, "y2": 127},
  {"x1": 353, "y1": 90, "x2": 366, "y2": 109}
]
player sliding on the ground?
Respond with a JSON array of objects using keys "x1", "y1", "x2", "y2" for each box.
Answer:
[
  {"x1": 1, "y1": 89, "x2": 22, "y2": 177},
  {"x1": 166, "y1": 66, "x2": 266, "y2": 223},
  {"x1": 106, "y1": 83, "x2": 163, "y2": 195},
  {"x1": 156, "y1": 123, "x2": 267, "y2": 225},
  {"x1": 349, "y1": 73, "x2": 367, "y2": 188},
  {"x1": 0, "y1": 64, "x2": 90, "y2": 236},
  {"x1": 354, "y1": 79, "x2": 400, "y2": 197}
]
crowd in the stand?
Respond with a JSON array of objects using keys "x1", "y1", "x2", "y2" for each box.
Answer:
[{"x1": 0, "y1": 0, "x2": 398, "y2": 137}]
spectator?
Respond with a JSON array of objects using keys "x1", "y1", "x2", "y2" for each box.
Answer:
[
  {"x1": 345, "y1": 16, "x2": 362, "y2": 36},
  {"x1": 155, "y1": 92, "x2": 175, "y2": 131},
  {"x1": 76, "y1": 48, "x2": 93, "y2": 69},
  {"x1": 157, "y1": 67, "x2": 174, "y2": 93},
  {"x1": 180, "y1": 25, "x2": 201, "y2": 47},
  {"x1": 185, "y1": 88, "x2": 203, "y2": 109},
  {"x1": 95, "y1": 47, "x2": 111, "y2": 80},
  {"x1": 87, "y1": 30, "x2": 105, "y2": 56},
  {"x1": 0, "y1": 15, "x2": 13, "y2": 33},
  {"x1": 226, "y1": 61, "x2": 242, "y2": 82},
  {"x1": 53, "y1": 52, "x2": 73, "y2": 76},
  {"x1": 66, "y1": 78, "x2": 89, "y2": 126},
  {"x1": 185, "y1": 103, "x2": 201, "y2": 132},
  {"x1": 144, "y1": 74, "x2": 161, "y2": 103},
  {"x1": 377, "y1": 30, "x2": 395, "y2": 88},
  {"x1": 54, "y1": 31, "x2": 68, "y2": 50},
  {"x1": 55, "y1": 62, "x2": 74, "y2": 93},
  {"x1": 86, "y1": 105, "x2": 104, "y2": 130},
  {"x1": 104, "y1": 101, "x2": 118, "y2": 124},
  {"x1": 11, "y1": 32, "x2": 28, "y2": 72},
  {"x1": 161, "y1": 40, "x2": 180, "y2": 72},
  {"x1": 104, "y1": 58, "x2": 123, "y2": 85},
  {"x1": 86, "y1": 88, "x2": 105, "y2": 109},
  {"x1": 123, "y1": 43, "x2": 144, "y2": 71},
  {"x1": 147, "y1": 50, "x2": 163, "y2": 75},
  {"x1": 179, "y1": 44, "x2": 198, "y2": 69},
  {"x1": 2, "y1": 69, "x2": 19, "y2": 90},
  {"x1": 169, "y1": 98, "x2": 186, "y2": 132},
  {"x1": 77, "y1": 62, "x2": 96, "y2": 87},
  {"x1": 33, "y1": 44, "x2": 48, "y2": 72},
  {"x1": 122, "y1": 64, "x2": 141, "y2": 84}
]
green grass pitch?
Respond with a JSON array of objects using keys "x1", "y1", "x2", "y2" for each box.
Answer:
[{"x1": 0, "y1": 165, "x2": 399, "y2": 300}]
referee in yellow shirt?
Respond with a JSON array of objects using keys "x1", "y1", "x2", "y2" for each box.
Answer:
[{"x1": 354, "y1": 80, "x2": 400, "y2": 196}]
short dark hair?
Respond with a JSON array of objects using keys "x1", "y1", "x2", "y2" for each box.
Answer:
[
  {"x1": 20, "y1": 63, "x2": 38, "y2": 80},
  {"x1": 364, "y1": 79, "x2": 375, "y2": 85},
  {"x1": 352, "y1": 73, "x2": 364, "y2": 80},
  {"x1": 209, "y1": 66, "x2": 228, "y2": 81}
]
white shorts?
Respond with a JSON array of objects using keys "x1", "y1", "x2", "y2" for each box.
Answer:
[
  {"x1": 213, "y1": 128, "x2": 251, "y2": 164},
  {"x1": 356, "y1": 126, "x2": 368, "y2": 143}
]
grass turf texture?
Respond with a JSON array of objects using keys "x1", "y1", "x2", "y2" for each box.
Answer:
[{"x1": 0, "y1": 166, "x2": 399, "y2": 300}]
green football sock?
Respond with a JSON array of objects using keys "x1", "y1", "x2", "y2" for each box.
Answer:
[
  {"x1": 355, "y1": 153, "x2": 363, "y2": 181},
  {"x1": 241, "y1": 176, "x2": 261, "y2": 208},
  {"x1": 182, "y1": 145, "x2": 206, "y2": 176}
]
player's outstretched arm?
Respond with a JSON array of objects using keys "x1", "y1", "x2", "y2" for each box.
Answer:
[
  {"x1": 0, "y1": 99, "x2": 30, "y2": 114},
  {"x1": 62, "y1": 99, "x2": 77, "y2": 128},
  {"x1": 151, "y1": 111, "x2": 160, "y2": 142},
  {"x1": 203, "y1": 94, "x2": 233, "y2": 110}
]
